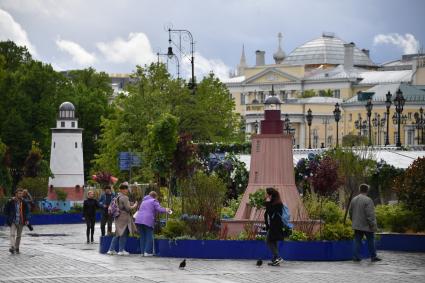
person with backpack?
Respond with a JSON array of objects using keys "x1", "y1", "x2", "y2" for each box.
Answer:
[
  {"x1": 4, "y1": 188, "x2": 31, "y2": 254},
  {"x1": 264, "y1": 187, "x2": 291, "y2": 266},
  {"x1": 99, "y1": 186, "x2": 115, "y2": 236},
  {"x1": 83, "y1": 190, "x2": 101, "y2": 243},
  {"x1": 107, "y1": 182, "x2": 138, "y2": 255}
]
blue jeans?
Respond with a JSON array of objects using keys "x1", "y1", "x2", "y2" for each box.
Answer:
[
  {"x1": 137, "y1": 224, "x2": 154, "y2": 254},
  {"x1": 353, "y1": 230, "x2": 377, "y2": 260},
  {"x1": 109, "y1": 227, "x2": 129, "y2": 252}
]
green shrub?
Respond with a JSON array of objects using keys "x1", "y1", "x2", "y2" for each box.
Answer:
[
  {"x1": 321, "y1": 201, "x2": 343, "y2": 224},
  {"x1": 221, "y1": 195, "x2": 242, "y2": 219},
  {"x1": 318, "y1": 223, "x2": 353, "y2": 240},
  {"x1": 375, "y1": 203, "x2": 420, "y2": 232},
  {"x1": 248, "y1": 189, "x2": 265, "y2": 209},
  {"x1": 55, "y1": 189, "x2": 67, "y2": 201},
  {"x1": 161, "y1": 219, "x2": 189, "y2": 239},
  {"x1": 289, "y1": 230, "x2": 308, "y2": 241},
  {"x1": 303, "y1": 194, "x2": 343, "y2": 224}
]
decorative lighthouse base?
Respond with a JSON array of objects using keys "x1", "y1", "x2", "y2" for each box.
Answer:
[{"x1": 222, "y1": 134, "x2": 311, "y2": 236}]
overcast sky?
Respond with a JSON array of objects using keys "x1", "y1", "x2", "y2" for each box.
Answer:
[{"x1": 1, "y1": 0, "x2": 424, "y2": 80}]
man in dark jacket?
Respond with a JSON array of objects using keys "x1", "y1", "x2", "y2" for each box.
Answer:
[
  {"x1": 83, "y1": 191, "x2": 100, "y2": 243},
  {"x1": 349, "y1": 183, "x2": 381, "y2": 262},
  {"x1": 98, "y1": 186, "x2": 115, "y2": 236},
  {"x1": 4, "y1": 188, "x2": 31, "y2": 254}
]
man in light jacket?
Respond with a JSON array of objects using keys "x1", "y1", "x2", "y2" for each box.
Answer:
[{"x1": 349, "y1": 183, "x2": 381, "y2": 262}]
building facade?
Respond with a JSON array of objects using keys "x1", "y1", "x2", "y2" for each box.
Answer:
[{"x1": 224, "y1": 33, "x2": 425, "y2": 148}]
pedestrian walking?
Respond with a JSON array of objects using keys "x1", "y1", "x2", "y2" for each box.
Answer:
[
  {"x1": 83, "y1": 190, "x2": 100, "y2": 243},
  {"x1": 134, "y1": 191, "x2": 171, "y2": 256},
  {"x1": 349, "y1": 183, "x2": 382, "y2": 262},
  {"x1": 264, "y1": 187, "x2": 285, "y2": 266},
  {"x1": 99, "y1": 186, "x2": 115, "y2": 236},
  {"x1": 4, "y1": 188, "x2": 31, "y2": 254},
  {"x1": 107, "y1": 182, "x2": 138, "y2": 255}
]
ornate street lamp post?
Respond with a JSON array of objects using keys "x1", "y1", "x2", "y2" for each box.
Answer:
[
  {"x1": 385, "y1": 91, "x2": 392, "y2": 146},
  {"x1": 372, "y1": 114, "x2": 386, "y2": 145},
  {"x1": 167, "y1": 28, "x2": 195, "y2": 94},
  {"x1": 393, "y1": 89, "x2": 406, "y2": 147},
  {"x1": 157, "y1": 52, "x2": 180, "y2": 79},
  {"x1": 365, "y1": 98, "x2": 373, "y2": 146},
  {"x1": 354, "y1": 115, "x2": 363, "y2": 136},
  {"x1": 420, "y1": 107, "x2": 424, "y2": 144},
  {"x1": 333, "y1": 103, "x2": 341, "y2": 147},
  {"x1": 284, "y1": 114, "x2": 293, "y2": 134},
  {"x1": 306, "y1": 109, "x2": 313, "y2": 149}
]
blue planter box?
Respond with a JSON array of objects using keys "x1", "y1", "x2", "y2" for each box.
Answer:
[
  {"x1": 377, "y1": 233, "x2": 425, "y2": 252},
  {"x1": 0, "y1": 213, "x2": 101, "y2": 226},
  {"x1": 99, "y1": 235, "x2": 159, "y2": 254},
  {"x1": 99, "y1": 236, "x2": 370, "y2": 261}
]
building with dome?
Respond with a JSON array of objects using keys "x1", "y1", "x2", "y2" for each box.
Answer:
[
  {"x1": 225, "y1": 32, "x2": 425, "y2": 148},
  {"x1": 48, "y1": 102, "x2": 85, "y2": 201}
]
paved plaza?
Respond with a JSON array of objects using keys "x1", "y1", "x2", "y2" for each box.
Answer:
[{"x1": 0, "y1": 224, "x2": 424, "y2": 283}]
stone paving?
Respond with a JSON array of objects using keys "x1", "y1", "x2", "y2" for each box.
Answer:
[{"x1": 1, "y1": 224, "x2": 424, "y2": 282}]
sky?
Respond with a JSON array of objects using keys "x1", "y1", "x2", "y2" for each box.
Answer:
[{"x1": 1, "y1": 0, "x2": 424, "y2": 80}]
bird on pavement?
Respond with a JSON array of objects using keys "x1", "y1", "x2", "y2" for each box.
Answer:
[
  {"x1": 179, "y1": 259, "x2": 186, "y2": 269},
  {"x1": 256, "y1": 259, "x2": 263, "y2": 267}
]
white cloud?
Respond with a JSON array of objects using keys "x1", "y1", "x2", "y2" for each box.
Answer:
[
  {"x1": 0, "y1": 8, "x2": 37, "y2": 56},
  {"x1": 96, "y1": 32, "x2": 156, "y2": 65},
  {"x1": 0, "y1": 0, "x2": 77, "y2": 18},
  {"x1": 373, "y1": 33, "x2": 419, "y2": 54},
  {"x1": 56, "y1": 38, "x2": 96, "y2": 66},
  {"x1": 181, "y1": 52, "x2": 230, "y2": 80}
]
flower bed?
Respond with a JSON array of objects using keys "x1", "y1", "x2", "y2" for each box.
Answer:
[
  {"x1": 99, "y1": 236, "x2": 370, "y2": 261},
  {"x1": 0, "y1": 212, "x2": 101, "y2": 226}
]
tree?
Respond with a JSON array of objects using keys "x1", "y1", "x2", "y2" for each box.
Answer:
[
  {"x1": 300, "y1": 89, "x2": 316, "y2": 98},
  {"x1": 394, "y1": 157, "x2": 425, "y2": 228},
  {"x1": 0, "y1": 138, "x2": 12, "y2": 195},
  {"x1": 311, "y1": 156, "x2": 342, "y2": 197},
  {"x1": 369, "y1": 160, "x2": 403, "y2": 204},
  {"x1": 324, "y1": 147, "x2": 376, "y2": 222}
]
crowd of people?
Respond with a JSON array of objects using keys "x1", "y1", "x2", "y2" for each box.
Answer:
[{"x1": 3, "y1": 182, "x2": 381, "y2": 264}]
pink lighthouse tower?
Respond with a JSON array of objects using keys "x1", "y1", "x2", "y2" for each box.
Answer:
[{"x1": 224, "y1": 87, "x2": 307, "y2": 235}]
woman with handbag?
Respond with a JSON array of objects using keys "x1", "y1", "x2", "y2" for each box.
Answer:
[{"x1": 264, "y1": 187, "x2": 285, "y2": 266}]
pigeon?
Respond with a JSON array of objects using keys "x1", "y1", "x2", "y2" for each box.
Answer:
[
  {"x1": 256, "y1": 259, "x2": 263, "y2": 267},
  {"x1": 179, "y1": 259, "x2": 186, "y2": 269}
]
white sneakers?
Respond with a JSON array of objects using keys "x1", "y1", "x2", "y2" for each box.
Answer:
[
  {"x1": 143, "y1": 253, "x2": 154, "y2": 257},
  {"x1": 107, "y1": 250, "x2": 130, "y2": 256}
]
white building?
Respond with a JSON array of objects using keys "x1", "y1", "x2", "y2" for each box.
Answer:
[{"x1": 48, "y1": 102, "x2": 84, "y2": 199}]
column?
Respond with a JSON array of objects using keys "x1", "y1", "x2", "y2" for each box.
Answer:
[{"x1": 299, "y1": 122, "x2": 306, "y2": 148}]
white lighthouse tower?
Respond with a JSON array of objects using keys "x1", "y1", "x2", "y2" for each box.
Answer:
[{"x1": 48, "y1": 102, "x2": 84, "y2": 201}]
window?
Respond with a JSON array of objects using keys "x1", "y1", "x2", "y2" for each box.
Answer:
[
  {"x1": 349, "y1": 114, "x2": 352, "y2": 122},
  {"x1": 240, "y1": 93, "x2": 245, "y2": 105},
  {"x1": 333, "y1": 89, "x2": 340, "y2": 98},
  {"x1": 53, "y1": 142, "x2": 55, "y2": 148},
  {"x1": 408, "y1": 112, "x2": 412, "y2": 120},
  {"x1": 258, "y1": 92, "x2": 264, "y2": 103},
  {"x1": 280, "y1": 90, "x2": 287, "y2": 101},
  {"x1": 75, "y1": 142, "x2": 77, "y2": 148},
  {"x1": 61, "y1": 121, "x2": 65, "y2": 127},
  {"x1": 71, "y1": 121, "x2": 75, "y2": 128}
]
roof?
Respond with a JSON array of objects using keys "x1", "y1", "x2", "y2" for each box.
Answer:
[
  {"x1": 283, "y1": 34, "x2": 375, "y2": 67},
  {"x1": 264, "y1": 96, "x2": 282, "y2": 104},
  {"x1": 305, "y1": 65, "x2": 412, "y2": 84},
  {"x1": 298, "y1": 97, "x2": 342, "y2": 104},
  {"x1": 59, "y1": 102, "x2": 75, "y2": 111},
  {"x1": 344, "y1": 83, "x2": 425, "y2": 104},
  {"x1": 223, "y1": 76, "x2": 245, "y2": 83}
]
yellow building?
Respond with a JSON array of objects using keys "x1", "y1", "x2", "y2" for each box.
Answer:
[{"x1": 224, "y1": 32, "x2": 425, "y2": 147}]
